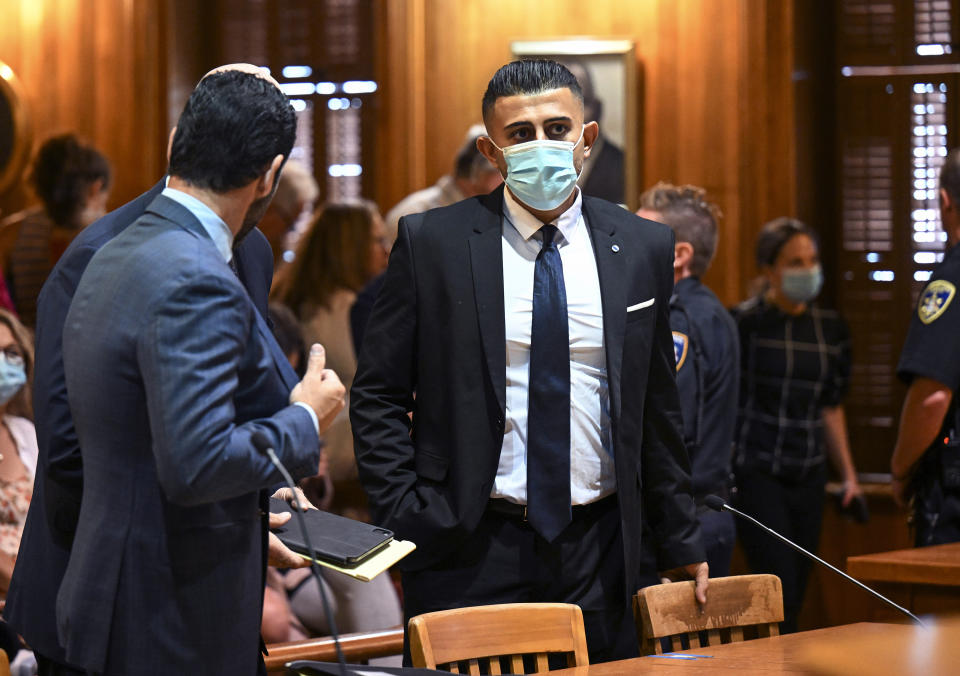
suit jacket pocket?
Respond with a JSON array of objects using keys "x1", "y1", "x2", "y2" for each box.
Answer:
[
  {"x1": 415, "y1": 450, "x2": 448, "y2": 482},
  {"x1": 626, "y1": 302, "x2": 656, "y2": 324}
]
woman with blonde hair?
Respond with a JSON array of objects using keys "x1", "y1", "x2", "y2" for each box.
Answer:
[
  {"x1": 268, "y1": 207, "x2": 400, "y2": 649},
  {"x1": 271, "y1": 200, "x2": 389, "y2": 485}
]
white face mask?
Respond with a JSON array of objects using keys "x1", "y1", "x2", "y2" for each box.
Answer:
[{"x1": 488, "y1": 128, "x2": 584, "y2": 211}]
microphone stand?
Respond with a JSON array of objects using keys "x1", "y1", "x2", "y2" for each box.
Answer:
[
  {"x1": 255, "y1": 432, "x2": 349, "y2": 676},
  {"x1": 704, "y1": 495, "x2": 927, "y2": 627}
]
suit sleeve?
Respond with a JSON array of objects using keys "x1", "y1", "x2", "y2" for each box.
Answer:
[
  {"x1": 137, "y1": 273, "x2": 318, "y2": 506},
  {"x1": 640, "y1": 231, "x2": 706, "y2": 571},
  {"x1": 37, "y1": 250, "x2": 98, "y2": 489},
  {"x1": 351, "y1": 217, "x2": 448, "y2": 533}
]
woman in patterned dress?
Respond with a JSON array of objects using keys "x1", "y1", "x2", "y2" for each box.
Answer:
[{"x1": 0, "y1": 308, "x2": 36, "y2": 596}]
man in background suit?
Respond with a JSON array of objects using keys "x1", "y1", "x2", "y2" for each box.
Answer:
[
  {"x1": 53, "y1": 68, "x2": 344, "y2": 675},
  {"x1": 351, "y1": 60, "x2": 706, "y2": 663},
  {"x1": 4, "y1": 66, "x2": 310, "y2": 676}
]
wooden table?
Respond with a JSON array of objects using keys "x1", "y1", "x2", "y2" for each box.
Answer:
[
  {"x1": 548, "y1": 621, "x2": 960, "y2": 674},
  {"x1": 846, "y1": 542, "x2": 960, "y2": 617},
  {"x1": 847, "y1": 542, "x2": 960, "y2": 586}
]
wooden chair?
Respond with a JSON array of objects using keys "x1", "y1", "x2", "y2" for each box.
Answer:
[
  {"x1": 633, "y1": 574, "x2": 784, "y2": 655},
  {"x1": 264, "y1": 627, "x2": 404, "y2": 674},
  {"x1": 408, "y1": 603, "x2": 589, "y2": 674}
]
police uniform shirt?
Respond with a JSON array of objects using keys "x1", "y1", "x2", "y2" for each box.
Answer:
[
  {"x1": 898, "y1": 243, "x2": 960, "y2": 398},
  {"x1": 670, "y1": 277, "x2": 740, "y2": 499}
]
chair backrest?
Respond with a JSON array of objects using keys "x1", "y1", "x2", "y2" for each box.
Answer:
[
  {"x1": 633, "y1": 574, "x2": 784, "y2": 655},
  {"x1": 408, "y1": 603, "x2": 589, "y2": 674}
]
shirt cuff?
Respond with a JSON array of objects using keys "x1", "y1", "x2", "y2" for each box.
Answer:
[{"x1": 293, "y1": 401, "x2": 320, "y2": 434}]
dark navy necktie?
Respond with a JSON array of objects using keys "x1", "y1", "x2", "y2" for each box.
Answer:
[{"x1": 526, "y1": 224, "x2": 571, "y2": 542}]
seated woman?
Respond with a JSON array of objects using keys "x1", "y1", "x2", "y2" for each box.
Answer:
[
  {"x1": 271, "y1": 201, "x2": 389, "y2": 507},
  {"x1": 0, "y1": 308, "x2": 37, "y2": 593},
  {"x1": 261, "y1": 303, "x2": 401, "y2": 661},
  {"x1": 0, "y1": 309, "x2": 37, "y2": 668}
]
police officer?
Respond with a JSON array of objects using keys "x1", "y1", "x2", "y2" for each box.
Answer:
[
  {"x1": 637, "y1": 182, "x2": 740, "y2": 575},
  {"x1": 892, "y1": 147, "x2": 960, "y2": 546}
]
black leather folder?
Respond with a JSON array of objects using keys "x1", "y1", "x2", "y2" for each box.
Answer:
[{"x1": 269, "y1": 497, "x2": 394, "y2": 566}]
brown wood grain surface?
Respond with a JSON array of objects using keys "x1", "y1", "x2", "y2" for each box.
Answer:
[
  {"x1": 551, "y1": 621, "x2": 959, "y2": 675},
  {"x1": 0, "y1": 0, "x2": 167, "y2": 218},
  {"x1": 264, "y1": 627, "x2": 403, "y2": 673},
  {"x1": 847, "y1": 542, "x2": 960, "y2": 586}
]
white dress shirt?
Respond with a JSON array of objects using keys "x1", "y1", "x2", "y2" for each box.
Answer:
[{"x1": 493, "y1": 188, "x2": 615, "y2": 505}]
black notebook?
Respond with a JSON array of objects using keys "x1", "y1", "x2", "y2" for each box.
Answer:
[{"x1": 269, "y1": 498, "x2": 394, "y2": 566}]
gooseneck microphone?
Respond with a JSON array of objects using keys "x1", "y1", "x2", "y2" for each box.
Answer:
[
  {"x1": 253, "y1": 431, "x2": 348, "y2": 675},
  {"x1": 704, "y1": 495, "x2": 927, "y2": 627}
]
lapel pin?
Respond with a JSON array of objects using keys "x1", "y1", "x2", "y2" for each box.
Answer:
[{"x1": 611, "y1": 244, "x2": 620, "y2": 253}]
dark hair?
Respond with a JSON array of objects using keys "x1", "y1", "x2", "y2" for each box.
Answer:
[
  {"x1": 30, "y1": 134, "x2": 111, "y2": 227},
  {"x1": 639, "y1": 182, "x2": 722, "y2": 277},
  {"x1": 755, "y1": 217, "x2": 820, "y2": 269},
  {"x1": 942, "y1": 148, "x2": 960, "y2": 204},
  {"x1": 271, "y1": 200, "x2": 381, "y2": 312},
  {"x1": 481, "y1": 59, "x2": 583, "y2": 123},
  {"x1": 453, "y1": 133, "x2": 496, "y2": 180},
  {"x1": 268, "y1": 302, "x2": 306, "y2": 378},
  {"x1": 168, "y1": 70, "x2": 296, "y2": 193}
]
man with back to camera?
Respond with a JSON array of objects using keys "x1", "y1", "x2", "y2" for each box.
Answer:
[
  {"x1": 351, "y1": 59, "x2": 707, "y2": 662},
  {"x1": 892, "y1": 147, "x2": 960, "y2": 546},
  {"x1": 4, "y1": 64, "x2": 321, "y2": 676},
  {"x1": 636, "y1": 182, "x2": 739, "y2": 577},
  {"x1": 51, "y1": 68, "x2": 345, "y2": 675}
]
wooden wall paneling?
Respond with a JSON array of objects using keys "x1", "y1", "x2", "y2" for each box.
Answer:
[
  {"x1": 374, "y1": 0, "x2": 427, "y2": 215},
  {"x1": 0, "y1": 0, "x2": 168, "y2": 217},
  {"x1": 373, "y1": 0, "x2": 802, "y2": 308},
  {"x1": 735, "y1": 0, "x2": 797, "y2": 302}
]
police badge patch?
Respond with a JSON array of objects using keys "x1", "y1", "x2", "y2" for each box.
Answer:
[
  {"x1": 672, "y1": 331, "x2": 689, "y2": 371},
  {"x1": 919, "y1": 279, "x2": 956, "y2": 325}
]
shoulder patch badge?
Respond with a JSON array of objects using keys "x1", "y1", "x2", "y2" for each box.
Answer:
[
  {"x1": 672, "y1": 331, "x2": 689, "y2": 371},
  {"x1": 919, "y1": 279, "x2": 956, "y2": 325}
]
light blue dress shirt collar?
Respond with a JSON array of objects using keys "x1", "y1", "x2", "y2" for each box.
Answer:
[{"x1": 160, "y1": 185, "x2": 234, "y2": 264}]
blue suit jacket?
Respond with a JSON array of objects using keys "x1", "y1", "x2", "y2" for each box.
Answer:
[{"x1": 4, "y1": 183, "x2": 284, "y2": 667}]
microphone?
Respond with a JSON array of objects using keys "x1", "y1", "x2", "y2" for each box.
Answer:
[
  {"x1": 704, "y1": 495, "x2": 927, "y2": 627},
  {"x1": 253, "y1": 431, "x2": 348, "y2": 675}
]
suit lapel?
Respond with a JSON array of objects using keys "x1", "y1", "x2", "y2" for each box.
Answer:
[
  {"x1": 582, "y1": 196, "x2": 625, "y2": 425},
  {"x1": 252, "y1": 309, "x2": 300, "y2": 390},
  {"x1": 469, "y1": 188, "x2": 507, "y2": 415}
]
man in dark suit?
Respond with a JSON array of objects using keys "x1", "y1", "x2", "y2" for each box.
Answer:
[
  {"x1": 351, "y1": 60, "x2": 706, "y2": 663},
  {"x1": 48, "y1": 68, "x2": 344, "y2": 675},
  {"x1": 4, "y1": 67, "x2": 310, "y2": 676}
]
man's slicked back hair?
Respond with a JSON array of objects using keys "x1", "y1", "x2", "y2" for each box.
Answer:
[
  {"x1": 482, "y1": 59, "x2": 583, "y2": 122},
  {"x1": 168, "y1": 70, "x2": 296, "y2": 193},
  {"x1": 640, "y1": 182, "x2": 722, "y2": 278}
]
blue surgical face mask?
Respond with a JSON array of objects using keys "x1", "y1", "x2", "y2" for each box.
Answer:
[
  {"x1": 488, "y1": 128, "x2": 584, "y2": 211},
  {"x1": 0, "y1": 354, "x2": 26, "y2": 407},
  {"x1": 781, "y1": 264, "x2": 823, "y2": 303}
]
